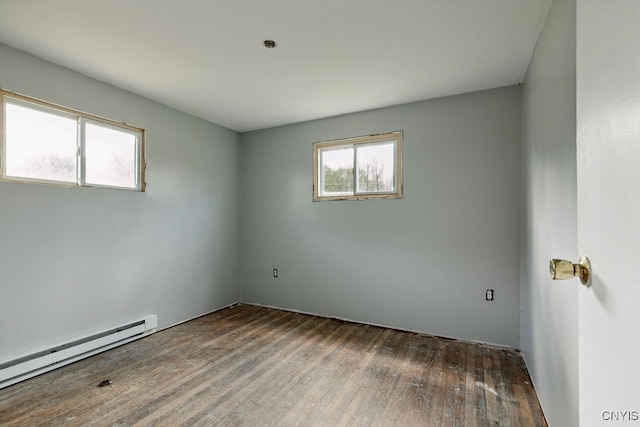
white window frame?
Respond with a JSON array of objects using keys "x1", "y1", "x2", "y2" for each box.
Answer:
[
  {"x1": 0, "y1": 89, "x2": 146, "y2": 191},
  {"x1": 313, "y1": 131, "x2": 403, "y2": 201}
]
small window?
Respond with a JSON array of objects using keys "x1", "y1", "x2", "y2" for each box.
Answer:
[
  {"x1": 313, "y1": 131, "x2": 403, "y2": 201},
  {"x1": 1, "y1": 90, "x2": 145, "y2": 191}
]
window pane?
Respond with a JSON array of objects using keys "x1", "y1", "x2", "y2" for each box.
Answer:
[
  {"x1": 356, "y1": 141, "x2": 395, "y2": 193},
  {"x1": 313, "y1": 132, "x2": 402, "y2": 202},
  {"x1": 320, "y1": 146, "x2": 354, "y2": 195},
  {"x1": 4, "y1": 101, "x2": 77, "y2": 182},
  {"x1": 84, "y1": 122, "x2": 137, "y2": 188}
]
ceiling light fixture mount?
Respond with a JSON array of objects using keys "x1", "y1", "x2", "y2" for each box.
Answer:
[{"x1": 263, "y1": 40, "x2": 277, "y2": 49}]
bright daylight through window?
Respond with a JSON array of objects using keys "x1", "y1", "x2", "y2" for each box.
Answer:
[
  {"x1": 1, "y1": 90, "x2": 145, "y2": 191},
  {"x1": 313, "y1": 131, "x2": 403, "y2": 201}
]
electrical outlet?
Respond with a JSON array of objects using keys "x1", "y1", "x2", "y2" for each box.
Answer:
[
  {"x1": 273, "y1": 268, "x2": 278, "y2": 278},
  {"x1": 486, "y1": 289, "x2": 494, "y2": 301}
]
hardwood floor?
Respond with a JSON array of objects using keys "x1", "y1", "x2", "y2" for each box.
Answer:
[{"x1": 0, "y1": 304, "x2": 547, "y2": 426}]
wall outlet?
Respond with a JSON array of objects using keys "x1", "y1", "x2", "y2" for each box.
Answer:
[
  {"x1": 273, "y1": 268, "x2": 278, "y2": 278},
  {"x1": 486, "y1": 289, "x2": 494, "y2": 301}
]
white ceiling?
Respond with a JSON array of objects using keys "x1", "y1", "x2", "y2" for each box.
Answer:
[{"x1": 0, "y1": 0, "x2": 552, "y2": 132}]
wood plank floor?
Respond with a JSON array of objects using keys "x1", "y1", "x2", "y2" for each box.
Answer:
[{"x1": 0, "y1": 304, "x2": 547, "y2": 426}]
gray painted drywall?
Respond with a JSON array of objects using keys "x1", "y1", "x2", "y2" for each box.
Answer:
[
  {"x1": 241, "y1": 87, "x2": 522, "y2": 347},
  {"x1": 520, "y1": 0, "x2": 578, "y2": 425},
  {"x1": 0, "y1": 43, "x2": 242, "y2": 360}
]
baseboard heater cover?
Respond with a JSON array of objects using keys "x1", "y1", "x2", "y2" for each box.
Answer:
[{"x1": 0, "y1": 314, "x2": 157, "y2": 389}]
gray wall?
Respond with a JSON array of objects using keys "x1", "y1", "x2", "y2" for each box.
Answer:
[
  {"x1": 242, "y1": 87, "x2": 522, "y2": 347},
  {"x1": 520, "y1": 0, "x2": 578, "y2": 425},
  {"x1": 0, "y1": 44, "x2": 242, "y2": 360}
]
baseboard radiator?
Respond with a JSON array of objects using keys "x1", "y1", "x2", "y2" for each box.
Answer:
[{"x1": 0, "y1": 314, "x2": 157, "y2": 389}]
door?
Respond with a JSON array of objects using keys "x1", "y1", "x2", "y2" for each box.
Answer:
[{"x1": 577, "y1": 1, "x2": 640, "y2": 425}]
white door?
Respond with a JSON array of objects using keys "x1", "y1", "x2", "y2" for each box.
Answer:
[{"x1": 577, "y1": 1, "x2": 640, "y2": 425}]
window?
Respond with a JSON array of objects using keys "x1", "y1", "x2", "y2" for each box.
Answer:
[
  {"x1": 313, "y1": 131, "x2": 403, "y2": 201},
  {"x1": 1, "y1": 90, "x2": 145, "y2": 191}
]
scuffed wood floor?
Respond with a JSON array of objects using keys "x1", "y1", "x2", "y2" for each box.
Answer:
[{"x1": 0, "y1": 304, "x2": 547, "y2": 426}]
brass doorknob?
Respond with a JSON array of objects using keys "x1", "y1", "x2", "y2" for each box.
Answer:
[{"x1": 549, "y1": 256, "x2": 591, "y2": 286}]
